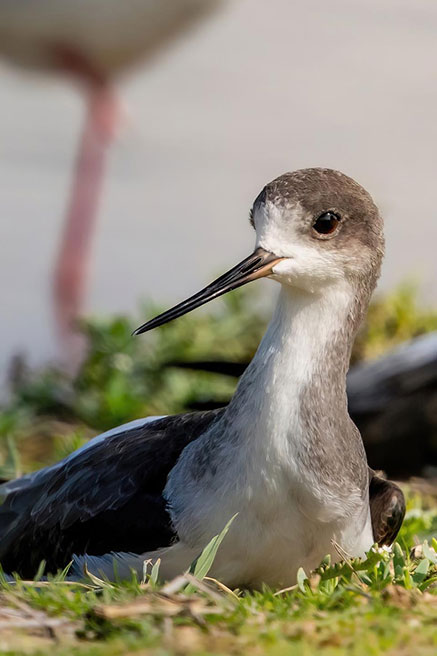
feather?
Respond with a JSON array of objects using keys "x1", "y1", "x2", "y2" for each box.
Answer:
[
  {"x1": 368, "y1": 470, "x2": 405, "y2": 546},
  {"x1": 0, "y1": 409, "x2": 223, "y2": 577}
]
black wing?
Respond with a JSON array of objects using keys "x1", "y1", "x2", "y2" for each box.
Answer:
[
  {"x1": 368, "y1": 469, "x2": 406, "y2": 546},
  {"x1": 348, "y1": 333, "x2": 437, "y2": 415},
  {"x1": 0, "y1": 409, "x2": 224, "y2": 577}
]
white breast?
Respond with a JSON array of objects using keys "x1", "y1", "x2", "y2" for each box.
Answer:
[{"x1": 159, "y1": 283, "x2": 373, "y2": 588}]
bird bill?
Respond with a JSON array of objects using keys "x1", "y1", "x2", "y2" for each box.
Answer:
[{"x1": 133, "y1": 247, "x2": 283, "y2": 335}]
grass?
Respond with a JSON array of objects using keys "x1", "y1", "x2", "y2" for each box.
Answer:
[
  {"x1": 1, "y1": 283, "x2": 437, "y2": 654},
  {"x1": 0, "y1": 487, "x2": 437, "y2": 655}
]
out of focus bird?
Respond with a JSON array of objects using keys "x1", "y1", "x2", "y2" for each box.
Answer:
[
  {"x1": 0, "y1": 0, "x2": 222, "y2": 364},
  {"x1": 347, "y1": 332, "x2": 437, "y2": 478},
  {"x1": 0, "y1": 169, "x2": 404, "y2": 586}
]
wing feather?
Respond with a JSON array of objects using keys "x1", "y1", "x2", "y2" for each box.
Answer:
[
  {"x1": 369, "y1": 469, "x2": 406, "y2": 546},
  {"x1": 0, "y1": 409, "x2": 224, "y2": 577}
]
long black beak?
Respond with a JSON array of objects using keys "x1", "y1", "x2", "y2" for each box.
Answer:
[{"x1": 133, "y1": 247, "x2": 284, "y2": 336}]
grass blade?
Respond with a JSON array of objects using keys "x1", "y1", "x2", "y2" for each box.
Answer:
[{"x1": 185, "y1": 514, "x2": 237, "y2": 593}]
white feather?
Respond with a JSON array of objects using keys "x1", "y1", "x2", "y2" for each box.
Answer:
[
  {"x1": 0, "y1": 416, "x2": 165, "y2": 498},
  {"x1": 158, "y1": 282, "x2": 373, "y2": 589}
]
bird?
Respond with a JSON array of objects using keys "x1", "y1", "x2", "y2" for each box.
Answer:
[
  {"x1": 0, "y1": 168, "x2": 405, "y2": 588},
  {"x1": 347, "y1": 331, "x2": 437, "y2": 478},
  {"x1": 0, "y1": 0, "x2": 222, "y2": 364},
  {"x1": 168, "y1": 330, "x2": 437, "y2": 479}
]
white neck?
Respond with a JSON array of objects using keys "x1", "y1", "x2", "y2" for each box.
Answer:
[
  {"x1": 221, "y1": 282, "x2": 356, "y2": 459},
  {"x1": 164, "y1": 279, "x2": 370, "y2": 567}
]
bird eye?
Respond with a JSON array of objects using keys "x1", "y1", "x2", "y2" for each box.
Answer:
[{"x1": 312, "y1": 211, "x2": 341, "y2": 237}]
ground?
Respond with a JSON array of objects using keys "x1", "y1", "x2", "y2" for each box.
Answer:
[
  {"x1": 1, "y1": 481, "x2": 437, "y2": 656},
  {"x1": 1, "y1": 288, "x2": 437, "y2": 655}
]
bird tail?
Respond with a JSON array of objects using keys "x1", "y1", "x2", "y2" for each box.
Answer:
[{"x1": 70, "y1": 551, "x2": 146, "y2": 582}]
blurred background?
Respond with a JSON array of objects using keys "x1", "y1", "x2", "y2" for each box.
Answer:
[{"x1": 0, "y1": 0, "x2": 436, "y2": 480}]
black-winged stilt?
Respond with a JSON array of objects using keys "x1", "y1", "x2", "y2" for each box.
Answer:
[{"x1": 0, "y1": 168, "x2": 405, "y2": 587}]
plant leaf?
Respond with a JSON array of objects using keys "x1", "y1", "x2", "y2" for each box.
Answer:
[
  {"x1": 422, "y1": 541, "x2": 437, "y2": 565},
  {"x1": 185, "y1": 514, "x2": 237, "y2": 593},
  {"x1": 412, "y1": 558, "x2": 429, "y2": 585},
  {"x1": 297, "y1": 567, "x2": 308, "y2": 593},
  {"x1": 150, "y1": 558, "x2": 161, "y2": 587}
]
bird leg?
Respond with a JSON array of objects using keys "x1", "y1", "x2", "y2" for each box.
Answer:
[{"x1": 53, "y1": 83, "x2": 120, "y2": 371}]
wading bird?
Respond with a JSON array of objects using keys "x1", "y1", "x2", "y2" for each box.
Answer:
[
  {"x1": 348, "y1": 331, "x2": 437, "y2": 478},
  {"x1": 0, "y1": 0, "x2": 221, "y2": 363},
  {"x1": 0, "y1": 169, "x2": 405, "y2": 588}
]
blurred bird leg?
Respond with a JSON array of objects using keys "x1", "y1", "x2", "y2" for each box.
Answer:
[{"x1": 53, "y1": 82, "x2": 120, "y2": 371}]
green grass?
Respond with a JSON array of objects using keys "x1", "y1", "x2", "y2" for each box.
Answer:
[{"x1": 1, "y1": 488, "x2": 437, "y2": 655}]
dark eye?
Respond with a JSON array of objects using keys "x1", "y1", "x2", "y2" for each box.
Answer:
[{"x1": 312, "y1": 211, "x2": 341, "y2": 236}]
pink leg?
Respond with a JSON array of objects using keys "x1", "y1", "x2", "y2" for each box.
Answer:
[{"x1": 53, "y1": 85, "x2": 119, "y2": 369}]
